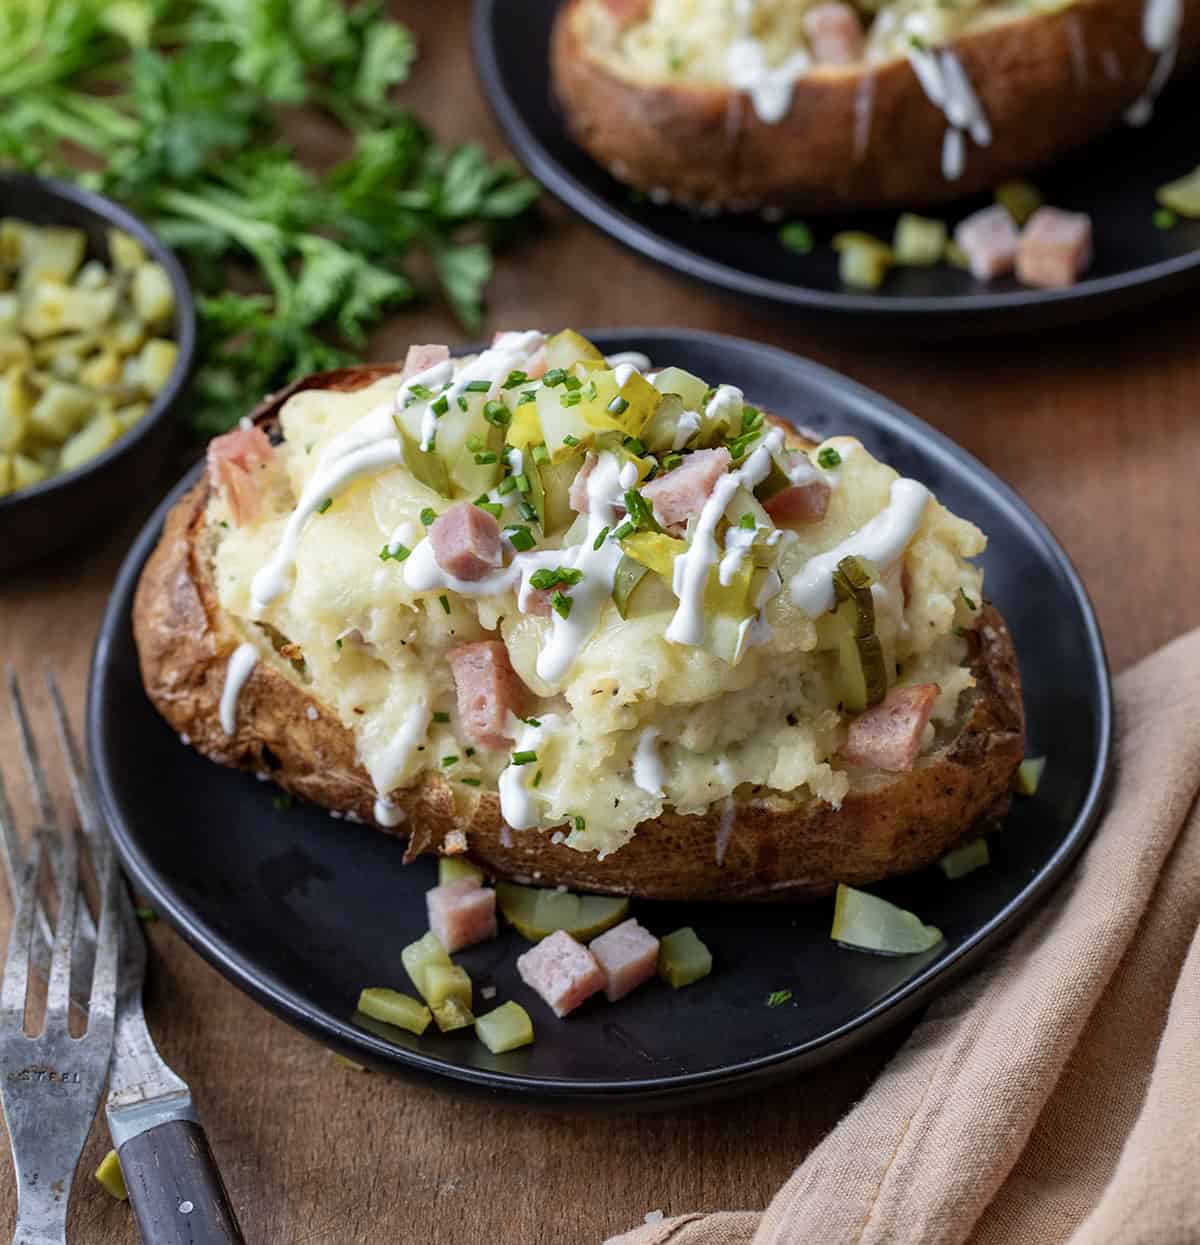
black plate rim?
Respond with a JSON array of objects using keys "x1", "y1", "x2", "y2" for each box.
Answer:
[
  {"x1": 471, "y1": 0, "x2": 1200, "y2": 320},
  {"x1": 88, "y1": 328, "x2": 1113, "y2": 1103}
]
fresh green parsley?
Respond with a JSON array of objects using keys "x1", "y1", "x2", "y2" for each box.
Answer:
[
  {"x1": 420, "y1": 507, "x2": 438, "y2": 526},
  {"x1": 593, "y1": 525, "x2": 611, "y2": 550},
  {"x1": 739, "y1": 513, "x2": 756, "y2": 530},
  {"x1": 529, "y1": 567, "x2": 584, "y2": 590},
  {"x1": 442, "y1": 755, "x2": 459, "y2": 767},
  {"x1": 551, "y1": 591, "x2": 573, "y2": 619},
  {"x1": 766, "y1": 989, "x2": 793, "y2": 1008},
  {"x1": 562, "y1": 434, "x2": 581, "y2": 447},
  {"x1": 438, "y1": 594, "x2": 451, "y2": 614},
  {"x1": 505, "y1": 524, "x2": 535, "y2": 551}
]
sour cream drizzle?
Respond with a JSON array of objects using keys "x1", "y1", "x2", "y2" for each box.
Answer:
[
  {"x1": 789, "y1": 478, "x2": 929, "y2": 615},
  {"x1": 726, "y1": 37, "x2": 812, "y2": 124},
  {"x1": 1126, "y1": 0, "x2": 1182, "y2": 125},
  {"x1": 604, "y1": 351, "x2": 651, "y2": 373},
  {"x1": 667, "y1": 426, "x2": 785, "y2": 647},
  {"x1": 499, "y1": 715, "x2": 562, "y2": 830},
  {"x1": 219, "y1": 643, "x2": 257, "y2": 735},
  {"x1": 632, "y1": 727, "x2": 666, "y2": 797},
  {"x1": 907, "y1": 46, "x2": 991, "y2": 181},
  {"x1": 373, "y1": 797, "x2": 406, "y2": 828},
  {"x1": 368, "y1": 698, "x2": 431, "y2": 795}
]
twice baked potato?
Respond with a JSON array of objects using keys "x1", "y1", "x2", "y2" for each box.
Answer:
[
  {"x1": 135, "y1": 330, "x2": 1024, "y2": 900},
  {"x1": 551, "y1": 0, "x2": 1200, "y2": 212}
]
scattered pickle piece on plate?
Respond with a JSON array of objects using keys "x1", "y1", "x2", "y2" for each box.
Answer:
[
  {"x1": 939, "y1": 837, "x2": 990, "y2": 880},
  {"x1": 1015, "y1": 756, "x2": 1046, "y2": 796},
  {"x1": 439, "y1": 857, "x2": 485, "y2": 886},
  {"x1": 357, "y1": 987, "x2": 432, "y2": 1035},
  {"x1": 831, "y1": 884, "x2": 943, "y2": 956},
  {"x1": 475, "y1": 1001, "x2": 534, "y2": 1053},
  {"x1": 496, "y1": 881, "x2": 629, "y2": 943},
  {"x1": 401, "y1": 930, "x2": 451, "y2": 998},
  {"x1": 657, "y1": 927, "x2": 713, "y2": 988}
]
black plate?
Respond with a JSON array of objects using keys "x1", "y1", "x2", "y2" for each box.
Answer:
[
  {"x1": 473, "y1": 0, "x2": 1200, "y2": 332},
  {"x1": 88, "y1": 330, "x2": 1111, "y2": 1107}
]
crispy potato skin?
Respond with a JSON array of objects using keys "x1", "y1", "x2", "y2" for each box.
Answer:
[
  {"x1": 552, "y1": 0, "x2": 1200, "y2": 212},
  {"x1": 134, "y1": 365, "x2": 1025, "y2": 902}
]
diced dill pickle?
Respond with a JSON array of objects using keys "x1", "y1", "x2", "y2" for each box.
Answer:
[
  {"x1": 23, "y1": 226, "x2": 87, "y2": 285},
  {"x1": 612, "y1": 555, "x2": 651, "y2": 618},
  {"x1": 475, "y1": 1001, "x2": 534, "y2": 1053},
  {"x1": 496, "y1": 881, "x2": 629, "y2": 942},
  {"x1": 533, "y1": 456, "x2": 578, "y2": 535},
  {"x1": 11, "y1": 454, "x2": 47, "y2": 490},
  {"x1": 1015, "y1": 756, "x2": 1046, "y2": 797},
  {"x1": 106, "y1": 317, "x2": 146, "y2": 356},
  {"x1": 74, "y1": 259, "x2": 109, "y2": 291},
  {"x1": 651, "y1": 366, "x2": 709, "y2": 411},
  {"x1": 131, "y1": 262, "x2": 174, "y2": 324},
  {"x1": 831, "y1": 556, "x2": 887, "y2": 711},
  {"x1": 543, "y1": 328, "x2": 604, "y2": 372},
  {"x1": 107, "y1": 228, "x2": 146, "y2": 271},
  {"x1": 581, "y1": 368, "x2": 661, "y2": 439},
  {"x1": 1157, "y1": 165, "x2": 1200, "y2": 217},
  {"x1": 0, "y1": 455, "x2": 12, "y2": 496},
  {"x1": 23, "y1": 283, "x2": 116, "y2": 338},
  {"x1": 939, "y1": 837, "x2": 990, "y2": 879},
  {"x1": 79, "y1": 350, "x2": 122, "y2": 390},
  {"x1": 0, "y1": 294, "x2": 19, "y2": 331},
  {"x1": 893, "y1": 213, "x2": 948, "y2": 266},
  {"x1": 401, "y1": 930, "x2": 452, "y2": 998},
  {"x1": 30, "y1": 383, "x2": 93, "y2": 443},
  {"x1": 94, "y1": 1149, "x2": 128, "y2": 1201},
  {"x1": 657, "y1": 927, "x2": 712, "y2": 988},
  {"x1": 113, "y1": 401, "x2": 150, "y2": 432},
  {"x1": 619, "y1": 530, "x2": 684, "y2": 580},
  {"x1": 424, "y1": 963, "x2": 473, "y2": 1010},
  {"x1": 432, "y1": 997, "x2": 475, "y2": 1033},
  {"x1": 535, "y1": 384, "x2": 594, "y2": 461},
  {"x1": 994, "y1": 180, "x2": 1044, "y2": 227},
  {"x1": 833, "y1": 232, "x2": 893, "y2": 290},
  {"x1": 0, "y1": 219, "x2": 32, "y2": 268},
  {"x1": 395, "y1": 421, "x2": 452, "y2": 497},
  {"x1": 357, "y1": 987, "x2": 432, "y2": 1035},
  {"x1": 439, "y1": 857, "x2": 485, "y2": 886},
  {"x1": 831, "y1": 884, "x2": 942, "y2": 955},
  {"x1": 59, "y1": 413, "x2": 120, "y2": 471},
  {"x1": 944, "y1": 241, "x2": 970, "y2": 270},
  {"x1": 138, "y1": 338, "x2": 178, "y2": 395}
]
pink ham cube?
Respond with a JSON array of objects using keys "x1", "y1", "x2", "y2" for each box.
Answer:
[
  {"x1": 568, "y1": 453, "x2": 598, "y2": 514},
  {"x1": 764, "y1": 479, "x2": 831, "y2": 524},
  {"x1": 803, "y1": 3, "x2": 866, "y2": 64},
  {"x1": 840, "y1": 684, "x2": 940, "y2": 773},
  {"x1": 954, "y1": 206, "x2": 1020, "y2": 282},
  {"x1": 641, "y1": 447, "x2": 732, "y2": 533},
  {"x1": 429, "y1": 502, "x2": 502, "y2": 581},
  {"x1": 589, "y1": 919, "x2": 660, "y2": 1002},
  {"x1": 516, "y1": 930, "x2": 606, "y2": 1018},
  {"x1": 207, "y1": 424, "x2": 274, "y2": 526},
  {"x1": 446, "y1": 641, "x2": 523, "y2": 751},
  {"x1": 1016, "y1": 208, "x2": 1093, "y2": 289},
  {"x1": 427, "y1": 877, "x2": 497, "y2": 953},
  {"x1": 401, "y1": 343, "x2": 449, "y2": 381}
]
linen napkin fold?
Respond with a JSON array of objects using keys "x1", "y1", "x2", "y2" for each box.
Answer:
[{"x1": 608, "y1": 627, "x2": 1200, "y2": 1245}]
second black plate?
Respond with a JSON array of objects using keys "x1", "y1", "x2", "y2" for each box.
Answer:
[
  {"x1": 89, "y1": 330, "x2": 1111, "y2": 1107},
  {"x1": 474, "y1": 0, "x2": 1200, "y2": 332}
]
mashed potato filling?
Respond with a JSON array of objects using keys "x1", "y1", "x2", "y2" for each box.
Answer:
[{"x1": 212, "y1": 337, "x2": 985, "y2": 858}]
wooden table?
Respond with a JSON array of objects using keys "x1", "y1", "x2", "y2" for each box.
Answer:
[{"x1": 2, "y1": 4, "x2": 1198, "y2": 1240}]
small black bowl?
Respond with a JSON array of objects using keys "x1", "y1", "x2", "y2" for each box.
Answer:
[{"x1": 0, "y1": 174, "x2": 196, "y2": 573}]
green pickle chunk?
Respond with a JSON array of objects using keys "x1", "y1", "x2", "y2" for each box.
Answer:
[
  {"x1": 496, "y1": 881, "x2": 629, "y2": 942},
  {"x1": 831, "y1": 885, "x2": 942, "y2": 956},
  {"x1": 831, "y1": 555, "x2": 888, "y2": 712},
  {"x1": 424, "y1": 963, "x2": 472, "y2": 1010},
  {"x1": 357, "y1": 988, "x2": 432, "y2": 1035},
  {"x1": 1015, "y1": 756, "x2": 1046, "y2": 797},
  {"x1": 476, "y1": 1001, "x2": 534, "y2": 1053},
  {"x1": 401, "y1": 930, "x2": 451, "y2": 998},
  {"x1": 432, "y1": 997, "x2": 475, "y2": 1033},
  {"x1": 439, "y1": 857, "x2": 485, "y2": 886},
  {"x1": 939, "y1": 837, "x2": 990, "y2": 880},
  {"x1": 657, "y1": 927, "x2": 713, "y2": 988}
]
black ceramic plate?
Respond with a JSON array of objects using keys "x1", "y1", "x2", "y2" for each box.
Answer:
[
  {"x1": 89, "y1": 331, "x2": 1111, "y2": 1107},
  {"x1": 473, "y1": 0, "x2": 1200, "y2": 332}
]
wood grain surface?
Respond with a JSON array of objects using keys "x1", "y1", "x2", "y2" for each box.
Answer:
[{"x1": 2, "y1": 4, "x2": 1199, "y2": 1241}]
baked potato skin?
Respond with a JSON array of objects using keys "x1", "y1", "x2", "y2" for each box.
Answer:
[
  {"x1": 134, "y1": 365, "x2": 1025, "y2": 902},
  {"x1": 552, "y1": 0, "x2": 1200, "y2": 212}
]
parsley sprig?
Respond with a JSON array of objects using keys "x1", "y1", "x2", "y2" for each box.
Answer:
[{"x1": 0, "y1": 0, "x2": 539, "y2": 438}]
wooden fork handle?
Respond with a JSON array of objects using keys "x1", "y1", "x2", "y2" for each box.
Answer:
[{"x1": 119, "y1": 1119, "x2": 246, "y2": 1244}]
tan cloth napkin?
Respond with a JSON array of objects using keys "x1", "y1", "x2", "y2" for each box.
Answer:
[{"x1": 608, "y1": 627, "x2": 1200, "y2": 1245}]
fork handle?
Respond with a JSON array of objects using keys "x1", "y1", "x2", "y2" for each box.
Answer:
[{"x1": 119, "y1": 1120, "x2": 246, "y2": 1244}]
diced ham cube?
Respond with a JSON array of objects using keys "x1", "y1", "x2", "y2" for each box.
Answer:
[
  {"x1": 430, "y1": 502, "x2": 502, "y2": 581},
  {"x1": 401, "y1": 343, "x2": 450, "y2": 381},
  {"x1": 447, "y1": 641, "x2": 524, "y2": 751},
  {"x1": 803, "y1": 3, "x2": 866, "y2": 64},
  {"x1": 523, "y1": 588, "x2": 556, "y2": 618},
  {"x1": 516, "y1": 930, "x2": 606, "y2": 1018},
  {"x1": 589, "y1": 919, "x2": 660, "y2": 1002},
  {"x1": 641, "y1": 447, "x2": 732, "y2": 534},
  {"x1": 764, "y1": 480, "x2": 831, "y2": 524},
  {"x1": 568, "y1": 453, "x2": 597, "y2": 514},
  {"x1": 1016, "y1": 208, "x2": 1093, "y2": 289},
  {"x1": 427, "y1": 877, "x2": 497, "y2": 953},
  {"x1": 207, "y1": 423, "x2": 274, "y2": 525},
  {"x1": 954, "y1": 206, "x2": 1020, "y2": 282},
  {"x1": 840, "y1": 683, "x2": 940, "y2": 773},
  {"x1": 600, "y1": 0, "x2": 651, "y2": 28}
]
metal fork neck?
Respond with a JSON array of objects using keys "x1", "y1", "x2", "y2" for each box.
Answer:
[{"x1": 13, "y1": 1168, "x2": 73, "y2": 1245}]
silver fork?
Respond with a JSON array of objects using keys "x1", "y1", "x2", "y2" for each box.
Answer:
[{"x1": 0, "y1": 675, "x2": 120, "y2": 1245}]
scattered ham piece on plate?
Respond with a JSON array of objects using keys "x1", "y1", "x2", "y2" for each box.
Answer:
[
  {"x1": 589, "y1": 919, "x2": 660, "y2": 1002},
  {"x1": 427, "y1": 877, "x2": 497, "y2": 953},
  {"x1": 429, "y1": 502, "x2": 502, "y2": 581},
  {"x1": 1016, "y1": 208, "x2": 1093, "y2": 289},
  {"x1": 764, "y1": 479, "x2": 831, "y2": 524},
  {"x1": 447, "y1": 641, "x2": 523, "y2": 750},
  {"x1": 954, "y1": 206, "x2": 1020, "y2": 282},
  {"x1": 803, "y1": 3, "x2": 866, "y2": 64},
  {"x1": 401, "y1": 343, "x2": 449, "y2": 381},
  {"x1": 516, "y1": 929, "x2": 606, "y2": 1018},
  {"x1": 642, "y1": 447, "x2": 732, "y2": 534},
  {"x1": 840, "y1": 683, "x2": 940, "y2": 773},
  {"x1": 207, "y1": 424, "x2": 274, "y2": 526}
]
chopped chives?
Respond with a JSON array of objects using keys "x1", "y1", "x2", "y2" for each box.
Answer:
[
  {"x1": 572, "y1": 814, "x2": 586, "y2": 831},
  {"x1": 530, "y1": 567, "x2": 583, "y2": 590},
  {"x1": 623, "y1": 490, "x2": 659, "y2": 532},
  {"x1": 563, "y1": 374, "x2": 582, "y2": 391},
  {"x1": 465, "y1": 379, "x2": 491, "y2": 393},
  {"x1": 506, "y1": 525, "x2": 535, "y2": 551},
  {"x1": 560, "y1": 391, "x2": 582, "y2": 407},
  {"x1": 517, "y1": 500, "x2": 538, "y2": 522},
  {"x1": 532, "y1": 769, "x2": 543, "y2": 788},
  {"x1": 497, "y1": 476, "x2": 518, "y2": 495},
  {"x1": 517, "y1": 389, "x2": 537, "y2": 406},
  {"x1": 466, "y1": 433, "x2": 484, "y2": 452},
  {"x1": 661, "y1": 453, "x2": 682, "y2": 472},
  {"x1": 474, "y1": 451, "x2": 498, "y2": 465},
  {"x1": 420, "y1": 507, "x2": 437, "y2": 526},
  {"x1": 379, "y1": 543, "x2": 411, "y2": 561},
  {"x1": 460, "y1": 777, "x2": 481, "y2": 787},
  {"x1": 456, "y1": 395, "x2": 469, "y2": 412},
  {"x1": 317, "y1": 498, "x2": 333, "y2": 514},
  {"x1": 502, "y1": 370, "x2": 528, "y2": 390},
  {"x1": 442, "y1": 755, "x2": 459, "y2": 767},
  {"x1": 582, "y1": 381, "x2": 598, "y2": 401},
  {"x1": 593, "y1": 525, "x2": 610, "y2": 550},
  {"x1": 543, "y1": 367, "x2": 568, "y2": 387},
  {"x1": 608, "y1": 395, "x2": 630, "y2": 415},
  {"x1": 475, "y1": 499, "x2": 503, "y2": 518},
  {"x1": 484, "y1": 400, "x2": 511, "y2": 426},
  {"x1": 531, "y1": 443, "x2": 550, "y2": 465},
  {"x1": 562, "y1": 434, "x2": 580, "y2": 447},
  {"x1": 524, "y1": 716, "x2": 542, "y2": 727},
  {"x1": 438, "y1": 594, "x2": 451, "y2": 614},
  {"x1": 512, "y1": 750, "x2": 538, "y2": 766},
  {"x1": 611, "y1": 520, "x2": 636, "y2": 540},
  {"x1": 514, "y1": 473, "x2": 531, "y2": 493},
  {"x1": 739, "y1": 513, "x2": 756, "y2": 530},
  {"x1": 431, "y1": 394, "x2": 449, "y2": 417},
  {"x1": 816, "y1": 446, "x2": 842, "y2": 469},
  {"x1": 766, "y1": 989, "x2": 793, "y2": 1008},
  {"x1": 409, "y1": 384, "x2": 433, "y2": 400},
  {"x1": 622, "y1": 435, "x2": 645, "y2": 455}
]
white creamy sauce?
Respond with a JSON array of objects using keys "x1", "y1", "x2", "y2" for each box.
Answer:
[
  {"x1": 1067, "y1": 15, "x2": 1089, "y2": 88},
  {"x1": 941, "y1": 127, "x2": 965, "y2": 181},
  {"x1": 618, "y1": 460, "x2": 639, "y2": 490},
  {"x1": 789, "y1": 478, "x2": 930, "y2": 615},
  {"x1": 613, "y1": 363, "x2": 638, "y2": 389},
  {"x1": 715, "y1": 796, "x2": 737, "y2": 866},
  {"x1": 1126, "y1": 0, "x2": 1181, "y2": 127},
  {"x1": 907, "y1": 46, "x2": 991, "y2": 181},
  {"x1": 604, "y1": 351, "x2": 651, "y2": 373},
  {"x1": 368, "y1": 698, "x2": 431, "y2": 795},
  {"x1": 705, "y1": 383, "x2": 745, "y2": 427},
  {"x1": 387, "y1": 520, "x2": 418, "y2": 554},
  {"x1": 718, "y1": 524, "x2": 758, "y2": 586},
  {"x1": 726, "y1": 38, "x2": 811, "y2": 124},
  {"x1": 498, "y1": 715, "x2": 562, "y2": 830},
  {"x1": 632, "y1": 727, "x2": 666, "y2": 798},
  {"x1": 672, "y1": 410, "x2": 702, "y2": 450},
  {"x1": 373, "y1": 797, "x2": 406, "y2": 828},
  {"x1": 404, "y1": 536, "x2": 520, "y2": 598},
  {"x1": 853, "y1": 72, "x2": 877, "y2": 163},
  {"x1": 666, "y1": 427, "x2": 784, "y2": 647},
  {"x1": 219, "y1": 643, "x2": 258, "y2": 735}
]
